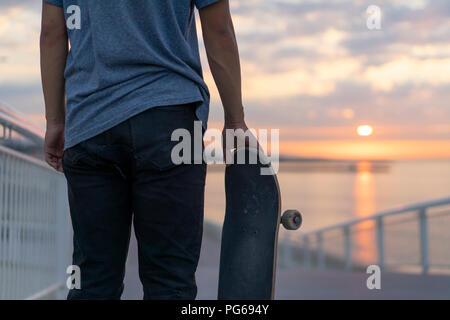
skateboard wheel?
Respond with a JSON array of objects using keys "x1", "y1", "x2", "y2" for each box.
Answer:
[{"x1": 281, "y1": 210, "x2": 302, "y2": 230}]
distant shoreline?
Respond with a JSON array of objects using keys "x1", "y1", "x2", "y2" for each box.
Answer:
[{"x1": 206, "y1": 157, "x2": 393, "y2": 173}]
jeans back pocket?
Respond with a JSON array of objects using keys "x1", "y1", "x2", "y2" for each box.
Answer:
[{"x1": 132, "y1": 104, "x2": 202, "y2": 171}]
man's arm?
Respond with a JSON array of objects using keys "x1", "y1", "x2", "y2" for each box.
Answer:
[
  {"x1": 198, "y1": 0, "x2": 245, "y2": 127},
  {"x1": 40, "y1": 2, "x2": 68, "y2": 172}
]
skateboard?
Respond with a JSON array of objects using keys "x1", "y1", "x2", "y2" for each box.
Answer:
[{"x1": 218, "y1": 147, "x2": 302, "y2": 300}]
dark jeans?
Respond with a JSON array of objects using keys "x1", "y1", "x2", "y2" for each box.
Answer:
[{"x1": 62, "y1": 103, "x2": 206, "y2": 300}]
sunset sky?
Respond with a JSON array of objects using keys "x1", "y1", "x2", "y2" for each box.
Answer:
[{"x1": 0, "y1": 0, "x2": 449, "y2": 160}]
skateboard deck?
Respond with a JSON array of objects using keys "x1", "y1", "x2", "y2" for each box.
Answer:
[{"x1": 218, "y1": 148, "x2": 301, "y2": 300}]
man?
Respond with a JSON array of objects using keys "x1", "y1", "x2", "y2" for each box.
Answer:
[{"x1": 41, "y1": 0, "x2": 248, "y2": 299}]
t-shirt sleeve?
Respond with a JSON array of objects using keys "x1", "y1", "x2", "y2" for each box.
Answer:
[
  {"x1": 43, "y1": 0, "x2": 63, "y2": 7},
  {"x1": 194, "y1": 0, "x2": 220, "y2": 9}
]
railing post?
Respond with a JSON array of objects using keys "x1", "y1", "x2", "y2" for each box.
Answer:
[
  {"x1": 419, "y1": 208, "x2": 429, "y2": 274},
  {"x1": 344, "y1": 226, "x2": 352, "y2": 270},
  {"x1": 303, "y1": 235, "x2": 311, "y2": 269},
  {"x1": 376, "y1": 217, "x2": 384, "y2": 269},
  {"x1": 317, "y1": 232, "x2": 325, "y2": 270}
]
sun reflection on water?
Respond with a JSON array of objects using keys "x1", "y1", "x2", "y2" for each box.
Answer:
[{"x1": 353, "y1": 161, "x2": 377, "y2": 265}]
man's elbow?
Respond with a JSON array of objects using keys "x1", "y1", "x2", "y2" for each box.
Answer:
[
  {"x1": 203, "y1": 24, "x2": 236, "y2": 48},
  {"x1": 40, "y1": 26, "x2": 68, "y2": 47}
]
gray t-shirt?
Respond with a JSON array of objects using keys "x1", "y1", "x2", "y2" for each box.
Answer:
[{"x1": 43, "y1": 0, "x2": 218, "y2": 149}]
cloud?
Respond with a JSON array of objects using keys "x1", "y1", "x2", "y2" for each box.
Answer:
[
  {"x1": 0, "y1": 6, "x2": 41, "y2": 85},
  {"x1": 0, "y1": 0, "x2": 41, "y2": 11},
  {"x1": 363, "y1": 56, "x2": 450, "y2": 91}
]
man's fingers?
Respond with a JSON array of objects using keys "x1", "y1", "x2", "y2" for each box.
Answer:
[
  {"x1": 46, "y1": 153, "x2": 63, "y2": 172},
  {"x1": 56, "y1": 158, "x2": 64, "y2": 173},
  {"x1": 222, "y1": 145, "x2": 232, "y2": 166}
]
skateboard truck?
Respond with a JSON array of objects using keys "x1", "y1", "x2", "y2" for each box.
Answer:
[{"x1": 281, "y1": 210, "x2": 302, "y2": 230}]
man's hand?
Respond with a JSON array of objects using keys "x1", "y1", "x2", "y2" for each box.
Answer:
[
  {"x1": 45, "y1": 123, "x2": 65, "y2": 172},
  {"x1": 222, "y1": 120, "x2": 248, "y2": 157},
  {"x1": 222, "y1": 120, "x2": 260, "y2": 165}
]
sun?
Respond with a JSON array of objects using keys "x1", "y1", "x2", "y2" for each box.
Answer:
[{"x1": 357, "y1": 125, "x2": 373, "y2": 136}]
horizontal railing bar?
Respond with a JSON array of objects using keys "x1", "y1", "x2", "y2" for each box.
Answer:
[
  {"x1": 25, "y1": 283, "x2": 63, "y2": 300},
  {"x1": 300, "y1": 197, "x2": 450, "y2": 237},
  {"x1": 0, "y1": 105, "x2": 45, "y2": 144},
  {"x1": 381, "y1": 263, "x2": 450, "y2": 268},
  {"x1": 426, "y1": 264, "x2": 450, "y2": 268}
]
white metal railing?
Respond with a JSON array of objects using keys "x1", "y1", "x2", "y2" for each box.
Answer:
[
  {"x1": 0, "y1": 144, "x2": 70, "y2": 299},
  {"x1": 280, "y1": 197, "x2": 450, "y2": 274}
]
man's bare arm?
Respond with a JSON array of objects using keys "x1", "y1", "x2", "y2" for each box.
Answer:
[
  {"x1": 40, "y1": 2, "x2": 68, "y2": 171},
  {"x1": 198, "y1": 0, "x2": 245, "y2": 126}
]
